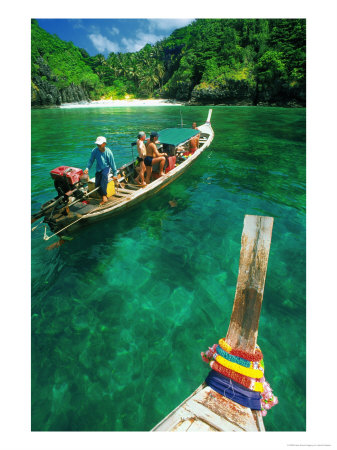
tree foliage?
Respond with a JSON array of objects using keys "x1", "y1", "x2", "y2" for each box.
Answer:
[
  {"x1": 31, "y1": 18, "x2": 306, "y2": 104},
  {"x1": 31, "y1": 19, "x2": 102, "y2": 98}
]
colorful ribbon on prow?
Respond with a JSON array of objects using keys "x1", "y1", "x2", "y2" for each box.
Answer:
[{"x1": 201, "y1": 339, "x2": 278, "y2": 416}]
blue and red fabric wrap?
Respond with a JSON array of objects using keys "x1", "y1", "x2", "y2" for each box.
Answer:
[{"x1": 205, "y1": 370, "x2": 262, "y2": 410}]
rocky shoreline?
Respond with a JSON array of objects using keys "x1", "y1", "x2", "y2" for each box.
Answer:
[
  {"x1": 186, "y1": 79, "x2": 305, "y2": 108},
  {"x1": 32, "y1": 94, "x2": 305, "y2": 109},
  {"x1": 31, "y1": 94, "x2": 305, "y2": 109},
  {"x1": 32, "y1": 99, "x2": 305, "y2": 109},
  {"x1": 31, "y1": 57, "x2": 305, "y2": 109},
  {"x1": 31, "y1": 55, "x2": 305, "y2": 109},
  {"x1": 31, "y1": 77, "x2": 90, "y2": 108},
  {"x1": 187, "y1": 99, "x2": 305, "y2": 108},
  {"x1": 31, "y1": 56, "x2": 90, "y2": 108}
]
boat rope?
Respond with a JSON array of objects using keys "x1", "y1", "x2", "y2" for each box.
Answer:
[
  {"x1": 44, "y1": 224, "x2": 48, "y2": 240},
  {"x1": 43, "y1": 204, "x2": 103, "y2": 241},
  {"x1": 31, "y1": 219, "x2": 45, "y2": 232},
  {"x1": 222, "y1": 377, "x2": 236, "y2": 401},
  {"x1": 205, "y1": 371, "x2": 262, "y2": 410}
]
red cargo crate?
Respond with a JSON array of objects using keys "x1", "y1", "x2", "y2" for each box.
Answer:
[
  {"x1": 165, "y1": 156, "x2": 176, "y2": 173},
  {"x1": 50, "y1": 166, "x2": 83, "y2": 186}
]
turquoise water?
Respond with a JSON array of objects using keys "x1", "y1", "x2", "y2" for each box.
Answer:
[{"x1": 31, "y1": 105, "x2": 306, "y2": 431}]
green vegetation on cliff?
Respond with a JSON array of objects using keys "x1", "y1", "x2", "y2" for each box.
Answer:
[
  {"x1": 31, "y1": 18, "x2": 306, "y2": 106},
  {"x1": 159, "y1": 19, "x2": 305, "y2": 104},
  {"x1": 31, "y1": 19, "x2": 102, "y2": 99}
]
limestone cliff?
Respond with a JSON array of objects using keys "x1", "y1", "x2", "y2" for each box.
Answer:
[{"x1": 31, "y1": 56, "x2": 90, "y2": 107}]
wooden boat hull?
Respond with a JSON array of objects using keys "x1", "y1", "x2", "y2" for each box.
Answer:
[{"x1": 151, "y1": 383, "x2": 265, "y2": 432}]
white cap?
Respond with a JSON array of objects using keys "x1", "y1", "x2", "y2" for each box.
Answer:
[{"x1": 95, "y1": 136, "x2": 106, "y2": 145}]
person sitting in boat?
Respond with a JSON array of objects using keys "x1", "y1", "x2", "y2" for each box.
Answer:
[
  {"x1": 181, "y1": 122, "x2": 200, "y2": 157},
  {"x1": 84, "y1": 136, "x2": 118, "y2": 205},
  {"x1": 184, "y1": 122, "x2": 200, "y2": 156},
  {"x1": 190, "y1": 122, "x2": 200, "y2": 154},
  {"x1": 189, "y1": 134, "x2": 200, "y2": 154},
  {"x1": 134, "y1": 131, "x2": 147, "y2": 186},
  {"x1": 144, "y1": 131, "x2": 167, "y2": 184}
]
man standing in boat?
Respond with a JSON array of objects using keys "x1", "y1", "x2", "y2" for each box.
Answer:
[
  {"x1": 144, "y1": 131, "x2": 167, "y2": 184},
  {"x1": 84, "y1": 136, "x2": 118, "y2": 205},
  {"x1": 134, "y1": 131, "x2": 147, "y2": 186}
]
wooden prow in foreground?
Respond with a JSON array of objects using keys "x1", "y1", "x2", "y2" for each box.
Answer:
[
  {"x1": 226, "y1": 215, "x2": 273, "y2": 351},
  {"x1": 152, "y1": 215, "x2": 274, "y2": 432}
]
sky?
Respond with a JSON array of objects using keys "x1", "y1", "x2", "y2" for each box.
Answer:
[{"x1": 36, "y1": 18, "x2": 195, "y2": 57}]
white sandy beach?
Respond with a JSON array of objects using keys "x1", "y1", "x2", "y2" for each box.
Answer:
[{"x1": 60, "y1": 99, "x2": 183, "y2": 108}]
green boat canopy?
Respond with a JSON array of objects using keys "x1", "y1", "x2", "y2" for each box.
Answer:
[{"x1": 157, "y1": 128, "x2": 199, "y2": 146}]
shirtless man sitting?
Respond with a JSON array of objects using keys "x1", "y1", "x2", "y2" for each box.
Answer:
[
  {"x1": 190, "y1": 122, "x2": 200, "y2": 154},
  {"x1": 144, "y1": 131, "x2": 167, "y2": 184}
]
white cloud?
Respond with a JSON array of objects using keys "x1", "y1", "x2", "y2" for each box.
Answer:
[
  {"x1": 88, "y1": 19, "x2": 194, "y2": 55},
  {"x1": 121, "y1": 37, "x2": 139, "y2": 53},
  {"x1": 121, "y1": 32, "x2": 165, "y2": 52},
  {"x1": 89, "y1": 25, "x2": 101, "y2": 34},
  {"x1": 121, "y1": 37, "x2": 144, "y2": 53},
  {"x1": 126, "y1": 19, "x2": 194, "y2": 51},
  {"x1": 89, "y1": 33, "x2": 120, "y2": 53},
  {"x1": 108, "y1": 27, "x2": 120, "y2": 36},
  {"x1": 147, "y1": 18, "x2": 194, "y2": 32},
  {"x1": 70, "y1": 19, "x2": 85, "y2": 30}
]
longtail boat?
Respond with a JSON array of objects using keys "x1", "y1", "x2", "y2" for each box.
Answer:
[{"x1": 32, "y1": 109, "x2": 214, "y2": 240}]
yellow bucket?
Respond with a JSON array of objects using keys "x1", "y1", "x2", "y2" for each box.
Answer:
[{"x1": 88, "y1": 179, "x2": 115, "y2": 198}]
